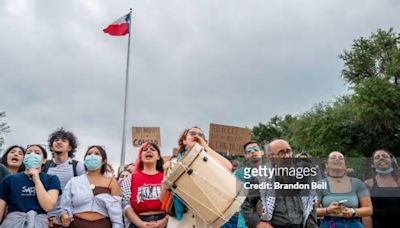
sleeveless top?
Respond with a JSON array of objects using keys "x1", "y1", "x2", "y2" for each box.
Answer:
[{"x1": 370, "y1": 177, "x2": 400, "y2": 227}]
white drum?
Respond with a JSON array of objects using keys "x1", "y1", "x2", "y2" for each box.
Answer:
[{"x1": 164, "y1": 143, "x2": 246, "y2": 227}]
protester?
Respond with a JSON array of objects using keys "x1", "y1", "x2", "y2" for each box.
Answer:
[
  {"x1": 226, "y1": 141, "x2": 266, "y2": 228},
  {"x1": 0, "y1": 144, "x2": 61, "y2": 227},
  {"x1": 234, "y1": 141, "x2": 264, "y2": 182},
  {"x1": 121, "y1": 142, "x2": 167, "y2": 228},
  {"x1": 316, "y1": 151, "x2": 372, "y2": 228},
  {"x1": 0, "y1": 145, "x2": 25, "y2": 173},
  {"x1": 124, "y1": 163, "x2": 135, "y2": 173},
  {"x1": 117, "y1": 169, "x2": 131, "y2": 187},
  {"x1": 43, "y1": 128, "x2": 85, "y2": 227},
  {"x1": 242, "y1": 139, "x2": 318, "y2": 228},
  {"x1": 161, "y1": 126, "x2": 232, "y2": 227},
  {"x1": 231, "y1": 160, "x2": 240, "y2": 172},
  {"x1": 363, "y1": 149, "x2": 400, "y2": 227},
  {"x1": 59, "y1": 145, "x2": 122, "y2": 228}
]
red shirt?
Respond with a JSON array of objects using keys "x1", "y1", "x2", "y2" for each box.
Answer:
[{"x1": 130, "y1": 171, "x2": 163, "y2": 214}]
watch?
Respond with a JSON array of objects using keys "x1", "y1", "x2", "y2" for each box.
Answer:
[{"x1": 351, "y1": 208, "x2": 356, "y2": 217}]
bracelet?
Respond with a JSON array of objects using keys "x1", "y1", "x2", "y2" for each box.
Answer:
[{"x1": 325, "y1": 207, "x2": 329, "y2": 215}]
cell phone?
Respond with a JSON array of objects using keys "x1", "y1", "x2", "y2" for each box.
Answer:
[{"x1": 338, "y1": 199, "x2": 347, "y2": 209}]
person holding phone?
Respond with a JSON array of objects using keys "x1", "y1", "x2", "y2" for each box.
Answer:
[{"x1": 316, "y1": 151, "x2": 372, "y2": 228}]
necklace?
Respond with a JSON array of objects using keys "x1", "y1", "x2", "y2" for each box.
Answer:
[{"x1": 330, "y1": 175, "x2": 345, "y2": 183}]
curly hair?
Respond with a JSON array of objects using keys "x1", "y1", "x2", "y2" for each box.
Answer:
[{"x1": 48, "y1": 127, "x2": 78, "y2": 158}]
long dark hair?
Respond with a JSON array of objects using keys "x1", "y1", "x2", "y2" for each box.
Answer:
[
  {"x1": 134, "y1": 142, "x2": 164, "y2": 173},
  {"x1": 0, "y1": 145, "x2": 25, "y2": 172},
  {"x1": 84, "y1": 145, "x2": 108, "y2": 174},
  {"x1": 372, "y1": 149, "x2": 400, "y2": 182}
]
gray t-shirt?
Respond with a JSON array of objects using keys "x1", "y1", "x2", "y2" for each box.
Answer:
[{"x1": 46, "y1": 158, "x2": 85, "y2": 218}]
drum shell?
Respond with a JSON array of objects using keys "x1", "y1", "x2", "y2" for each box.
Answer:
[{"x1": 165, "y1": 143, "x2": 246, "y2": 227}]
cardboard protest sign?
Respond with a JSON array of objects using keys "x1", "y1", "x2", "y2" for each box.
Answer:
[
  {"x1": 208, "y1": 123, "x2": 251, "y2": 156},
  {"x1": 132, "y1": 127, "x2": 161, "y2": 147}
]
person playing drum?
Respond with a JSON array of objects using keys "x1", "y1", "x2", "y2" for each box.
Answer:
[{"x1": 161, "y1": 126, "x2": 232, "y2": 227}]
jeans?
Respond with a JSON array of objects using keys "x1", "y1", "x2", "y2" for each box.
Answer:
[{"x1": 320, "y1": 217, "x2": 363, "y2": 228}]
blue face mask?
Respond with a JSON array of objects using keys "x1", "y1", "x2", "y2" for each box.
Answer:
[
  {"x1": 84, "y1": 154, "x2": 102, "y2": 171},
  {"x1": 376, "y1": 167, "x2": 394, "y2": 175},
  {"x1": 23, "y1": 153, "x2": 43, "y2": 169}
]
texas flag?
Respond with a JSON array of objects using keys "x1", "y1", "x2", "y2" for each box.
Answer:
[{"x1": 103, "y1": 13, "x2": 130, "y2": 36}]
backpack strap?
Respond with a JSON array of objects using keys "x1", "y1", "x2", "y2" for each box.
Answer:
[
  {"x1": 42, "y1": 160, "x2": 56, "y2": 173},
  {"x1": 71, "y1": 160, "x2": 78, "y2": 177}
]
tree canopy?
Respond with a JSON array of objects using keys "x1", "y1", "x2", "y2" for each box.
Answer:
[{"x1": 252, "y1": 28, "x2": 400, "y2": 157}]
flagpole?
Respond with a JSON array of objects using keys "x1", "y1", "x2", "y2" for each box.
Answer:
[{"x1": 120, "y1": 8, "x2": 133, "y2": 170}]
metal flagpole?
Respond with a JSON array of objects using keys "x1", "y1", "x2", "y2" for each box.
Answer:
[{"x1": 120, "y1": 8, "x2": 133, "y2": 170}]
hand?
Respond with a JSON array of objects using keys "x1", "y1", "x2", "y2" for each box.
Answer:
[
  {"x1": 138, "y1": 221, "x2": 158, "y2": 228},
  {"x1": 155, "y1": 216, "x2": 168, "y2": 228},
  {"x1": 48, "y1": 217, "x2": 56, "y2": 227},
  {"x1": 256, "y1": 221, "x2": 273, "y2": 228},
  {"x1": 60, "y1": 213, "x2": 71, "y2": 227},
  {"x1": 163, "y1": 161, "x2": 171, "y2": 170},
  {"x1": 341, "y1": 208, "x2": 354, "y2": 218},
  {"x1": 193, "y1": 135, "x2": 207, "y2": 147},
  {"x1": 26, "y1": 169, "x2": 40, "y2": 182},
  {"x1": 326, "y1": 202, "x2": 341, "y2": 215}
]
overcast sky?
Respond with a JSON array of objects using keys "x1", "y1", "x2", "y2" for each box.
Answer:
[{"x1": 1, "y1": 0, "x2": 399, "y2": 170}]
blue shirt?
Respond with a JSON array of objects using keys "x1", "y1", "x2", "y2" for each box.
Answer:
[
  {"x1": 319, "y1": 177, "x2": 369, "y2": 208},
  {"x1": 0, "y1": 172, "x2": 61, "y2": 214}
]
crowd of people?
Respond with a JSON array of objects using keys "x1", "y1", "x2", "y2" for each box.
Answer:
[{"x1": 0, "y1": 126, "x2": 399, "y2": 228}]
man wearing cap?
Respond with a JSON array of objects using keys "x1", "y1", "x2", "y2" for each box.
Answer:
[{"x1": 241, "y1": 139, "x2": 318, "y2": 228}]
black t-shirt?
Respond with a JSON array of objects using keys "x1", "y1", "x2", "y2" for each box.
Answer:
[{"x1": 0, "y1": 172, "x2": 61, "y2": 214}]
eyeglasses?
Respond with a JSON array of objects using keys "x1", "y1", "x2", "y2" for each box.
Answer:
[
  {"x1": 188, "y1": 131, "x2": 205, "y2": 139},
  {"x1": 245, "y1": 145, "x2": 261, "y2": 154},
  {"x1": 276, "y1": 148, "x2": 292, "y2": 157}
]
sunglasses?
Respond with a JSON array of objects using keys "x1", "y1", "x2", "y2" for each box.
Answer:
[
  {"x1": 245, "y1": 145, "x2": 261, "y2": 154},
  {"x1": 188, "y1": 131, "x2": 205, "y2": 139}
]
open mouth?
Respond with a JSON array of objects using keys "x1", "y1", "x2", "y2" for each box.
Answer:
[
  {"x1": 377, "y1": 160, "x2": 389, "y2": 166},
  {"x1": 144, "y1": 153, "x2": 154, "y2": 160},
  {"x1": 10, "y1": 157, "x2": 20, "y2": 163}
]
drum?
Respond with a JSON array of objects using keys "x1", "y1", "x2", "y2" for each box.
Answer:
[{"x1": 164, "y1": 143, "x2": 246, "y2": 227}]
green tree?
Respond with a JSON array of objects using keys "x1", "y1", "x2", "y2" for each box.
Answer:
[
  {"x1": 339, "y1": 28, "x2": 400, "y2": 85},
  {"x1": 252, "y1": 115, "x2": 295, "y2": 147},
  {"x1": 251, "y1": 28, "x2": 400, "y2": 159},
  {"x1": 351, "y1": 77, "x2": 400, "y2": 156},
  {"x1": 290, "y1": 97, "x2": 362, "y2": 157}
]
